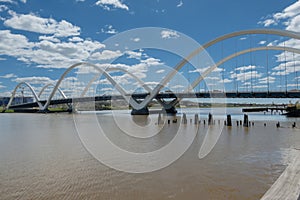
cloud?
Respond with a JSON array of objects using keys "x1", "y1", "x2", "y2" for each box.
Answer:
[
  {"x1": 234, "y1": 71, "x2": 262, "y2": 82},
  {"x1": 258, "y1": 76, "x2": 275, "y2": 84},
  {"x1": 101, "y1": 24, "x2": 118, "y2": 34},
  {"x1": 259, "y1": 18, "x2": 277, "y2": 27},
  {"x1": 68, "y1": 36, "x2": 84, "y2": 42},
  {"x1": 131, "y1": 37, "x2": 140, "y2": 42},
  {"x1": 236, "y1": 65, "x2": 256, "y2": 71},
  {"x1": 90, "y1": 50, "x2": 122, "y2": 60},
  {"x1": 13, "y1": 76, "x2": 54, "y2": 84},
  {"x1": 272, "y1": 60, "x2": 300, "y2": 75},
  {"x1": 125, "y1": 50, "x2": 142, "y2": 59},
  {"x1": 144, "y1": 81, "x2": 159, "y2": 86},
  {"x1": 286, "y1": 14, "x2": 300, "y2": 32},
  {"x1": 100, "y1": 87, "x2": 113, "y2": 92},
  {"x1": 222, "y1": 78, "x2": 232, "y2": 83},
  {"x1": 253, "y1": 85, "x2": 268, "y2": 89},
  {"x1": 156, "y1": 69, "x2": 165, "y2": 74},
  {"x1": 161, "y1": 30, "x2": 179, "y2": 39},
  {"x1": 258, "y1": 40, "x2": 267, "y2": 45},
  {"x1": 4, "y1": 12, "x2": 80, "y2": 37},
  {"x1": 95, "y1": 0, "x2": 129, "y2": 11},
  {"x1": 0, "y1": 0, "x2": 14, "y2": 3},
  {"x1": 0, "y1": 30, "x2": 33, "y2": 57},
  {"x1": 0, "y1": 4, "x2": 9, "y2": 12},
  {"x1": 0, "y1": 73, "x2": 17, "y2": 78},
  {"x1": 258, "y1": 1, "x2": 300, "y2": 80},
  {"x1": 258, "y1": 1, "x2": 300, "y2": 31},
  {"x1": 141, "y1": 57, "x2": 163, "y2": 66},
  {"x1": 189, "y1": 66, "x2": 222, "y2": 73},
  {"x1": 176, "y1": 0, "x2": 183, "y2": 7},
  {"x1": 0, "y1": 29, "x2": 107, "y2": 69},
  {"x1": 39, "y1": 35, "x2": 61, "y2": 43}
]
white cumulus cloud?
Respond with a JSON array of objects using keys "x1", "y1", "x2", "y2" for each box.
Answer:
[
  {"x1": 90, "y1": 50, "x2": 122, "y2": 60},
  {"x1": 101, "y1": 24, "x2": 118, "y2": 34},
  {"x1": 0, "y1": 73, "x2": 17, "y2": 78},
  {"x1": 4, "y1": 12, "x2": 80, "y2": 37},
  {"x1": 161, "y1": 30, "x2": 180, "y2": 39},
  {"x1": 95, "y1": 0, "x2": 129, "y2": 11},
  {"x1": 176, "y1": 0, "x2": 183, "y2": 7}
]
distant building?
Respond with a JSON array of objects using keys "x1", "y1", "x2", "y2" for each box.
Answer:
[{"x1": 0, "y1": 97, "x2": 34, "y2": 106}]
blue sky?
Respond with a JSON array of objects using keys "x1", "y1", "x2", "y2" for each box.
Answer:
[{"x1": 0, "y1": 0, "x2": 300, "y2": 98}]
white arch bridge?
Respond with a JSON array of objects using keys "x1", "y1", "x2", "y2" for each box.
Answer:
[{"x1": 3, "y1": 29, "x2": 300, "y2": 114}]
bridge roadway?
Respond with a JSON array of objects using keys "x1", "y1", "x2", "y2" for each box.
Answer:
[{"x1": 9, "y1": 91, "x2": 300, "y2": 109}]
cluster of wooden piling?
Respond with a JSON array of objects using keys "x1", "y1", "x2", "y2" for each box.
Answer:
[{"x1": 157, "y1": 112, "x2": 297, "y2": 128}]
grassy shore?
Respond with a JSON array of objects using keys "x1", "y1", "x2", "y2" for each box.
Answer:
[{"x1": 0, "y1": 106, "x2": 14, "y2": 113}]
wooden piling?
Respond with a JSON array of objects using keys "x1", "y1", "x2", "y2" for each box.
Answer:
[
  {"x1": 182, "y1": 113, "x2": 187, "y2": 124},
  {"x1": 227, "y1": 114, "x2": 232, "y2": 126},
  {"x1": 158, "y1": 113, "x2": 162, "y2": 125},
  {"x1": 243, "y1": 114, "x2": 249, "y2": 127},
  {"x1": 208, "y1": 113, "x2": 213, "y2": 125},
  {"x1": 194, "y1": 114, "x2": 199, "y2": 124},
  {"x1": 276, "y1": 121, "x2": 280, "y2": 128}
]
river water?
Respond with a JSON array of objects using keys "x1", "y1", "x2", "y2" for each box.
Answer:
[{"x1": 0, "y1": 108, "x2": 300, "y2": 199}]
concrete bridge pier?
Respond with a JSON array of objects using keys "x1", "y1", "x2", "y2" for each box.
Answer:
[
  {"x1": 37, "y1": 108, "x2": 50, "y2": 113},
  {"x1": 162, "y1": 106, "x2": 177, "y2": 115},
  {"x1": 131, "y1": 107, "x2": 150, "y2": 115}
]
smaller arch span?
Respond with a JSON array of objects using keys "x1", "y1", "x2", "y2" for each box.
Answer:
[
  {"x1": 42, "y1": 62, "x2": 146, "y2": 111},
  {"x1": 38, "y1": 83, "x2": 67, "y2": 99},
  {"x1": 79, "y1": 66, "x2": 153, "y2": 98},
  {"x1": 79, "y1": 66, "x2": 171, "y2": 111},
  {"x1": 6, "y1": 82, "x2": 43, "y2": 110}
]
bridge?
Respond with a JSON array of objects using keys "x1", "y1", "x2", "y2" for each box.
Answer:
[
  {"x1": 3, "y1": 29, "x2": 300, "y2": 115},
  {"x1": 8, "y1": 91, "x2": 300, "y2": 108}
]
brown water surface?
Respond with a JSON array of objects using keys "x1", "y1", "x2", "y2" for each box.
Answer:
[{"x1": 0, "y1": 111, "x2": 299, "y2": 199}]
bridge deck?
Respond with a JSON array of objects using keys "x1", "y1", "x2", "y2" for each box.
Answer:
[{"x1": 8, "y1": 91, "x2": 300, "y2": 109}]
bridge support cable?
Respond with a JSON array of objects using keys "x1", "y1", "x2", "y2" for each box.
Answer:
[
  {"x1": 128, "y1": 29, "x2": 300, "y2": 110},
  {"x1": 250, "y1": 35, "x2": 253, "y2": 93},
  {"x1": 284, "y1": 42, "x2": 288, "y2": 93},
  {"x1": 164, "y1": 46, "x2": 300, "y2": 108},
  {"x1": 235, "y1": 39, "x2": 238, "y2": 93},
  {"x1": 266, "y1": 45, "x2": 270, "y2": 93},
  {"x1": 190, "y1": 46, "x2": 300, "y2": 92},
  {"x1": 221, "y1": 41, "x2": 225, "y2": 92},
  {"x1": 129, "y1": 29, "x2": 300, "y2": 111},
  {"x1": 293, "y1": 52, "x2": 299, "y2": 90}
]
